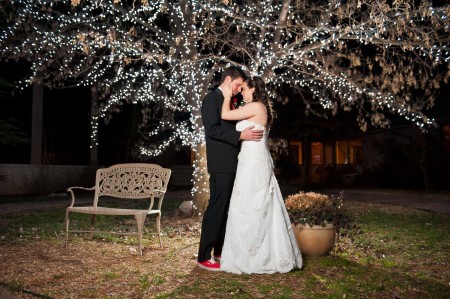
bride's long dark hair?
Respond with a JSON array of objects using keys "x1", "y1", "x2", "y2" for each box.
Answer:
[{"x1": 246, "y1": 76, "x2": 275, "y2": 127}]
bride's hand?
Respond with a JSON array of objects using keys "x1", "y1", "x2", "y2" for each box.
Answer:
[{"x1": 223, "y1": 82, "x2": 233, "y2": 99}]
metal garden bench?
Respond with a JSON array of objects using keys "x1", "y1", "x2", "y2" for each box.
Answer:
[{"x1": 65, "y1": 163, "x2": 171, "y2": 255}]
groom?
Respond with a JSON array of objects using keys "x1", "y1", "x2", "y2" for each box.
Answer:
[{"x1": 197, "y1": 66, "x2": 263, "y2": 271}]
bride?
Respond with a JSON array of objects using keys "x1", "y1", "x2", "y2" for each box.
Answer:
[{"x1": 219, "y1": 76, "x2": 303, "y2": 274}]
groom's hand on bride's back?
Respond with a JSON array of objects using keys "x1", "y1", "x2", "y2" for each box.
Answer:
[{"x1": 240, "y1": 126, "x2": 263, "y2": 141}]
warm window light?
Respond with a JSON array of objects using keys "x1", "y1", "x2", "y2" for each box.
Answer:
[
  {"x1": 288, "y1": 141, "x2": 303, "y2": 166},
  {"x1": 335, "y1": 139, "x2": 363, "y2": 164},
  {"x1": 311, "y1": 142, "x2": 324, "y2": 165}
]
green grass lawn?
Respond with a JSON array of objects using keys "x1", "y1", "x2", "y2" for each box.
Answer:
[{"x1": 0, "y1": 200, "x2": 449, "y2": 298}]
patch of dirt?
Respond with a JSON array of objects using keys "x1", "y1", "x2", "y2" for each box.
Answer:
[{"x1": 0, "y1": 217, "x2": 202, "y2": 299}]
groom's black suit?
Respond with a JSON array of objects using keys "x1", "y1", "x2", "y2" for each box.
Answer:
[{"x1": 198, "y1": 88, "x2": 241, "y2": 262}]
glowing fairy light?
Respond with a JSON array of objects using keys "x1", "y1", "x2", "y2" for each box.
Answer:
[{"x1": 0, "y1": 1, "x2": 448, "y2": 198}]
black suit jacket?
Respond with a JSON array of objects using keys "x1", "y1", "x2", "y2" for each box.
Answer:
[{"x1": 201, "y1": 88, "x2": 241, "y2": 173}]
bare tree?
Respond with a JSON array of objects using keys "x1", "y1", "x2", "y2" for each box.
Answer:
[{"x1": 1, "y1": 0, "x2": 449, "y2": 212}]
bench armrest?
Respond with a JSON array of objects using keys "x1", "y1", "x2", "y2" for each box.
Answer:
[
  {"x1": 143, "y1": 189, "x2": 167, "y2": 211},
  {"x1": 66, "y1": 186, "x2": 95, "y2": 207},
  {"x1": 152, "y1": 189, "x2": 167, "y2": 196}
]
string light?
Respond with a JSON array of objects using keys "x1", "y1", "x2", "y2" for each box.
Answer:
[{"x1": 1, "y1": 0, "x2": 449, "y2": 199}]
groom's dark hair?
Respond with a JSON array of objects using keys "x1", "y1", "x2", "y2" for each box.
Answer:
[{"x1": 221, "y1": 66, "x2": 247, "y2": 83}]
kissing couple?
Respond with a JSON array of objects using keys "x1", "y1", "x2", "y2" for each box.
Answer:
[{"x1": 197, "y1": 66, "x2": 303, "y2": 274}]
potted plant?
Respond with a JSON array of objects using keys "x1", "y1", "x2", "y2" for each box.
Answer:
[{"x1": 285, "y1": 191, "x2": 353, "y2": 256}]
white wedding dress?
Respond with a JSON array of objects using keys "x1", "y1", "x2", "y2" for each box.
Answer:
[{"x1": 220, "y1": 120, "x2": 303, "y2": 274}]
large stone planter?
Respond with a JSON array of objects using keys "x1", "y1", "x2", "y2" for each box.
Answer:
[{"x1": 293, "y1": 223, "x2": 336, "y2": 256}]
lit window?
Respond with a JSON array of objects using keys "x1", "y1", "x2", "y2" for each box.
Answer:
[
  {"x1": 335, "y1": 140, "x2": 348, "y2": 164},
  {"x1": 311, "y1": 142, "x2": 324, "y2": 165},
  {"x1": 288, "y1": 141, "x2": 302, "y2": 165},
  {"x1": 349, "y1": 139, "x2": 363, "y2": 164},
  {"x1": 335, "y1": 139, "x2": 362, "y2": 164}
]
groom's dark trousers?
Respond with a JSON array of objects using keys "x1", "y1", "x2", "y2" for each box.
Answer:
[
  {"x1": 198, "y1": 88, "x2": 241, "y2": 262},
  {"x1": 197, "y1": 172, "x2": 235, "y2": 262}
]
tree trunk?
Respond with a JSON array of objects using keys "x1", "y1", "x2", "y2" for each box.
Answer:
[
  {"x1": 31, "y1": 74, "x2": 43, "y2": 165},
  {"x1": 90, "y1": 85, "x2": 98, "y2": 166},
  {"x1": 192, "y1": 142, "x2": 209, "y2": 216}
]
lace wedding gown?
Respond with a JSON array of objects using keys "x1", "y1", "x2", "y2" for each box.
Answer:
[{"x1": 220, "y1": 120, "x2": 303, "y2": 274}]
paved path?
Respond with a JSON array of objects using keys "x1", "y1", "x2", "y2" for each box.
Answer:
[
  {"x1": 1, "y1": 188, "x2": 449, "y2": 215},
  {"x1": 0, "y1": 189, "x2": 191, "y2": 215},
  {"x1": 323, "y1": 188, "x2": 450, "y2": 214},
  {"x1": 276, "y1": 184, "x2": 450, "y2": 214},
  {"x1": 0, "y1": 198, "x2": 88, "y2": 215}
]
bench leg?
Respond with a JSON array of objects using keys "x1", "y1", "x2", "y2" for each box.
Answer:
[
  {"x1": 90, "y1": 215, "x2": 97, "y2": 239},
  {"x1": 135, "y1": 214, "x2": 146, "y2": 255},
  {"x1": 156, "y1": 213, "x2": 162, "y2": 248}
]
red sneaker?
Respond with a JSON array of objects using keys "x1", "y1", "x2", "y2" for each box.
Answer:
[{"x1": 197, "y1": 258, "x2": 220, "y2": 271}]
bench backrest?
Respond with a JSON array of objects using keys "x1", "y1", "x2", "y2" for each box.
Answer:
[{"x1": 93, "y1": 163, "x2": 171, "y2": 207}]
